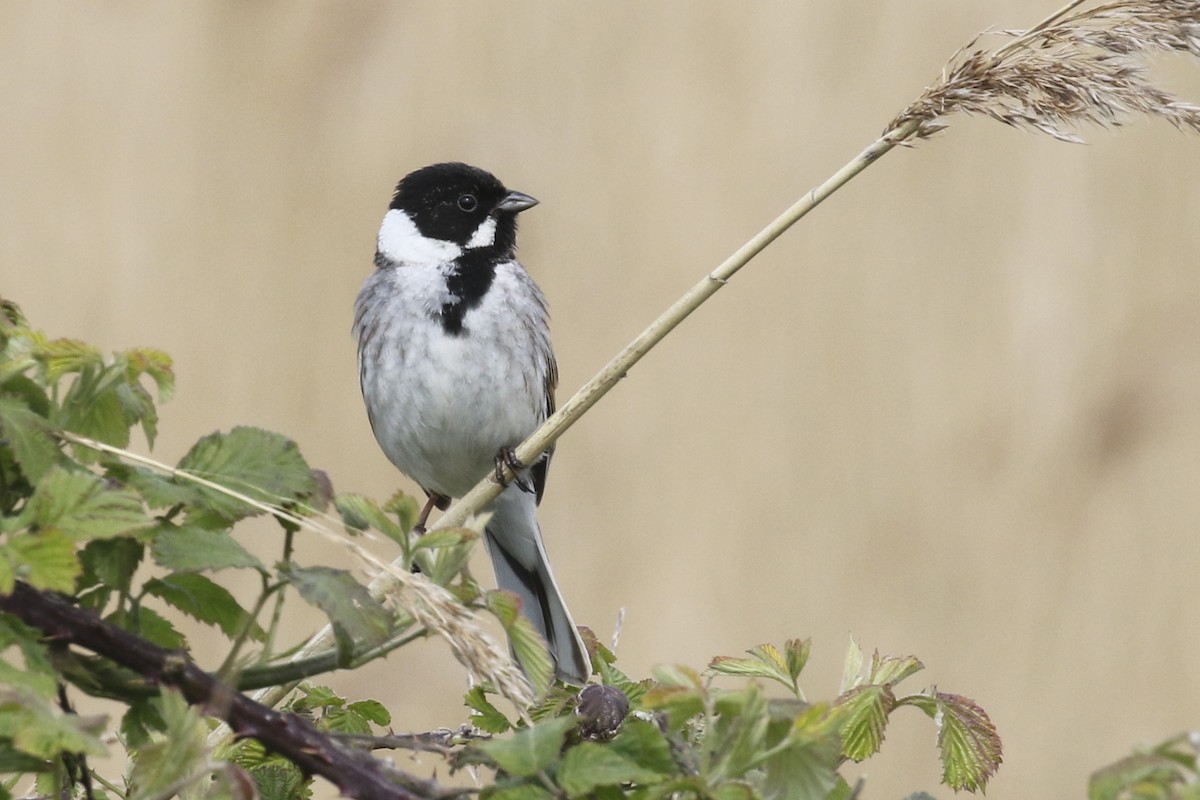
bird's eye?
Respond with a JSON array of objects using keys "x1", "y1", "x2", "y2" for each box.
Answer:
[{"x1": 456, "y1": 193, "x2": 478, "y2": 212}]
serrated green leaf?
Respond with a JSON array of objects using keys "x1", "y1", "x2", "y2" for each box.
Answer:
[
  {"x1": 487, "y1": 591, "x2": 553, "y2": 696},
  {"x1": 475, "y1": 716, "x2": 575, "y2": 777},
  {"x1": 596, "y1": 659, "x2": 650, "y2": 709},
  {"x1": 839, "y1": 637, "x2": 864, "y2": 694},
  {"x1": 320, "y1": 706, "x2": 373, "y2": 736},
  {"x1": 120, "y1": 347, "x2": 175, "y2": 404},
  {"x1": 150, "y1": 525, "x2": 265, "y2": 573},
  {"x1": 120, "y1": 465, "x2": 202, "y2": 509},
  {"x1": 107, "y1": 606, "x2": 185, "y2": 650},
  {"x1": 933, "y1": 692, "x2": 1002, "y2": 792},
  {"x1": 114, "y1": 381, "x2": 159, "y2": 449},
  {"x1": 784, "y1": 638, "x2": 811, "y2": 683},
  {"x1": 0, "y1": 689, "x2": 107, "y2": 760},
  {"x1": 280, "y1": 565, "x2": 391, "y2": 663},
  {"x1": 38, "y1": 338, "x2": 103, "y2": 383},
  {"x1": 608, "y1": 719, "x2": 677, "y2": 775},
  {"x1": 869, "y1": 652, "x2": 924, "y2": 687},
  {"x1": 835, "y1": 685, "x2": 894, "y2": 762},
  {"x1": 762, "y1": 733, "x2": 842, "y2": 800},
  {"x1": 56, "y1": 366, "x2": 130, "y2": 449},
  {"x1": 558, "y1": 742, "x2": 664, "y2": 797},
  {"x1": 250, "y1": 760, "x2": 309, "y2": 800},
  {"x1": 0, "y1": 397, "x2": 59, "y2": 483},
  {"x1": 334, "y1": 493, "x2": 405, "y2": 544},
  {"x1": 19, "y1": 466, "x2": 152, "y2": 542},
  {"x1": 143, "y1": 572, "x2": 264, "y2": 641},
  {"x1": 289, "y1": 683, "x2": 344, "y2": 713},
  {"x1": 510, "y1": 623, "x2": 554, "y2": 697},
  {"x1": 382, "y1": 490, "x2": 420, "y2": 535},
  {"x1": 127, "y1": 690, "x2": 208, "y2": 800},
  {"x1": 710, "y1": 647, "x2": 793, "y2": 693},
  {"x1": 710, "y1": 686, "x2": 770, "y2": 782},
  {"x1": 177, "y1": 427, "x2": 316, "y2": 523},
  {"x1": 486, "y1": 589, "x2": 521, "y2": 627},
  {"x1": 0, "y1": 659, "x2": 57, "y2": 698},
  {"x1": 346, "y1": 700, "x2": 390, "y2": 727},
  {"x1": 78, "y1": 537, "x2": 144, "y2": 596},
  {"x1": 5, "y1": 532, "x2": 79, "y2": 592},
  {"x1": 465, "y1": 685, "x2": 513, "y2": 734}
]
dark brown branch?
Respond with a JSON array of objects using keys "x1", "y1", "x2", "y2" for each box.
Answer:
[{"x1": 0, "y1": 581, "x2": 429, "y2": 800}]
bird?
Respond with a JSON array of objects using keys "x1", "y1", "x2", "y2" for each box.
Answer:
[{"x1": 353, "y1": 162, "x2": 590, "y2": 685}]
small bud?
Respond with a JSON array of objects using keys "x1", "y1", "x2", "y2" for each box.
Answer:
[{"x1": 576, "y1": 684, "x2": 630, "y2": 741}]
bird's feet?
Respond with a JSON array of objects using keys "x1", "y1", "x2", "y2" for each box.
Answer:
[
  {"x1": 494, "y1": 446, "x2": 535, "y2": 494},
  {"x1": 413, "y1": 491, "x2": 451, "y2": 535}
]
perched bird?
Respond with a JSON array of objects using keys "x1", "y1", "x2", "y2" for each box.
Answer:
[{"x1": 354, "y1": 162, "x2": 590, "y2": 684}]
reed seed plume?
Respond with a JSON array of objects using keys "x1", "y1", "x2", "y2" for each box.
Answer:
[{"x1": 888, "y1": 0, "x2": 1200, "y2": 142}]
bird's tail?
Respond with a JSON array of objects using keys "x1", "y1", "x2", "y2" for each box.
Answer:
[{"x1": 484, "y1": 488, "x2": 590, "y2": 684}]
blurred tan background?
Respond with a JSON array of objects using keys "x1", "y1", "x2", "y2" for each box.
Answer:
[{"x1": 4, "y1": 1, "x2": 1200, "y2": 797}]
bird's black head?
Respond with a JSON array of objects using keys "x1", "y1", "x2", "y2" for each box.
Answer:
[{"x1": 389, "y1": 162, "x2": 537, "y2": 256}]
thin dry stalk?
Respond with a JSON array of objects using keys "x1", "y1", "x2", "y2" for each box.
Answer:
[
  {"x1": 889, "y1": 0, "x2": 1200, "y2": 141},
  {"x1": 60, "y1": 433, "x2": 534, "y2": 719}
]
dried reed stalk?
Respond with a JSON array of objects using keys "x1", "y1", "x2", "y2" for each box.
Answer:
[{"x1": 432, "y1": 0, "x2": 1200, "y2": 536}]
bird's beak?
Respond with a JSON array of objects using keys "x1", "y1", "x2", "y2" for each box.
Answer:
[{"x1": 496, "y1": 190, "x2": 539, "y2": 213}]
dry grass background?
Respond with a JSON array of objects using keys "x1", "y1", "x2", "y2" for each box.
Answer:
[{"x1": 3, "y1": 1, "x2": 1200, "y2": 797}]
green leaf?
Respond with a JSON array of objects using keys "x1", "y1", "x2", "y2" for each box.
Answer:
[
  {"x1": 930, "y1": 692, "x2": 1002, "y2": 792},
  {"x1": 710, "y1": 686, "x2": 770, "y2": 781},
  {"x1": 346, "y1": 699, "x2": 391, "y2": 727},
  {"x1": 558, "y1": 742, "x2": 664, "y2": 797},
  {"x1": 289, "y1": 683, "x2": 344, "y2": 713},
  {"x1": 0, "y1": 689, "x2": 107, "y2": 760},
  {"x1": 19, "y1": 466, "x2": 152, "y2": 542},
  {"x1": 250, "y1": 760, "x2": 309, "y2": 800},
  {"x1": 868, "y1": 652, "x2": 924, "y2": 687},
  {"x1": 839, "y1": 637, "x2": 865, "y2": 694},
  {"x1": 608, "y1": 719, "x2": 677, "y2": 775},
  {"x1": 280, "y1": 565, "x2": 392, "y2": 663},
  {"x1": 762, "y1": 728, "x2": 841, "y2": 800},
  {"x1": 5, "y1": 532, "x2": 79, "y2": 592},
  {"x1": 710, "y1": 642, "x2": 798, "y2": 695},
  {"x1": 475, "y1": 716, "x2": 576, "y2": 777},
  {"x1": 107, "y1": 606, "x2": 185, "y2": 650},
  {"x1": 382, "y1": 490, "x2": 420, "y2": 535},
  {"x1": 56, "y1": 365, "x2": 130, "y2": 449},
  {"x1": 143, "y1": 572, "x2": 264, "y2": 641},
  {"x1": 1089, "y1": 752, "x2": 1191, "y2": 800},
  {"x1": 482, "y1": 783, "x2": 555, "y2": 800},
  {"x1": 127, "y1": 690, "x2": 208, "y2": 800},
  {"x1": 784, "y1": 638, "x2": 811, "y2": 681},
  {"x1": 465, "y1": 685, "x2": 513, "y2": 734},
  {"x1": 334, "y1": 493, "x2": 406, "y2": 544},
  {"x1": 150, "y1": 524, "x2": 265, "y2": 573},
  {"x1": 835, "y1": 685, "x2": 894, "y2": 762},
  {"x1": 0, "y1": 659, "x2": 57, "y2": 698},
  {"x1": 487, "y1": 591, "x2": 553, "y2": 696},
  {"x1": 78, "y1": 537, "x2": 144, "y2": 596},
  {"x1": 37, "y1": 338, "x2": 102, "y2": 383},
  {"x1": 177, "y1": 427, "x2": 316, "y2": 523},
  {"x1": 0, "y1": 397, "x2": 59, "y2": 483},
  {"x1": 120, "y1": 347, "x2": 175, "y2": 404}
]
